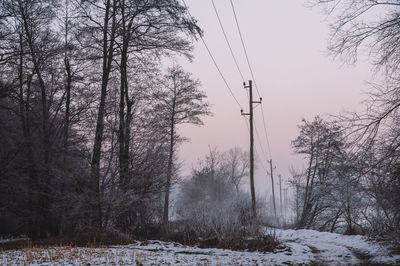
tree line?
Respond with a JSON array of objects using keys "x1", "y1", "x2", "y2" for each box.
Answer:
[
  {"x1": 0, "y1": 0, "x2": 211, "y2": 240},
  {"x1": 291, "y1": 0, "x2": 400, "y2": 242}
]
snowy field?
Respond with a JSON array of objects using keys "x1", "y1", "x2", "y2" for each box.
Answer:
[{"x1": 1, "y1": 229, "x2": 400, "y2": 265}]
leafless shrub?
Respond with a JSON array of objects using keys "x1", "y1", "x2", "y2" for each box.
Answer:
[{"x1": 175, "y1": 150, "x2": 279, "y2": 251}]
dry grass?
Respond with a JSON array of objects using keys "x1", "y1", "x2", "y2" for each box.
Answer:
[{"x1": 1, "y1": 245, "x2": 148, "y2": 265}]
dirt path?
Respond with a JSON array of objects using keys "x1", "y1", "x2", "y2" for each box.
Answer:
[{"x1": 275, "y1": 228, "x2": 400, "y2": 265}]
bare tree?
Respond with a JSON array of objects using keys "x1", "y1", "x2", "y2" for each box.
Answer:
[
  {"x1": 115, "y1": 0, "x2": 201, "y2": 188},
  {"x1": 291, "y1": 116, "x2": 345, "y2": 229},
  {"x1": 312, "y1": 0, "x2": 400, "y2": 237},
  {"x1": 0, "y1": 0, "x2": 97, "y2": 238},
  {"x1": 221, "y1": 147, "x2": 249, "y2": 193},
  {"x1": 76, "y1": 0, "x2": 202, "y2": 233},
  {"x1": 1, "y1": 0, "x2": 66, "y2": 237},
  {"x1": 154, "y1": 65, "x2": 211, "y2": 231},
  {"x1": 311, "y1": 0, "x2": 400, "y2": 164},
  {"x1": 175, "y1": 149, "x2": 269, "y2": 249},
  {"x1": 0, "y1": 0, "x2": 206, "y2": 240},
  {"x1": 76, "y1": 0, "x2": 118, "y2": 232}
]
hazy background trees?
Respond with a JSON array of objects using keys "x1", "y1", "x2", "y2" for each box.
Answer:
[
  {"x1": 291, "y1": 117, "x2": 345, "y2": 230},
  {"x1": 175, "y1": 147, "x2": 273, "y2": 249},
  {"x1": 290, "y1": 113, "x2": 399, "y2": 238},
  {"x1": 290, "y1": 116, "x2": 365, "y2": 233}
]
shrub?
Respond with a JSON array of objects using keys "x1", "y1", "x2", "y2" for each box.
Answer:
[{"x1": 175, "y1": 168, "x2": 279, "y2": 251}]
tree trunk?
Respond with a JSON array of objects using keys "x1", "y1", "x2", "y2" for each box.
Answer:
[
  {"x1": 118, "y1": 2, "x2": 130, "y2": 188},
  {"x1": 89, "y1": 0, "x2": 117, "y2": 233},
  {"x1": 163, "y1": 99, "x2": 176, "y2": 232},
  {"x1": 330, "y1": 210, "x2": 341, "y2": 233},
  {"x1": 19, "y1": 1, "x2": 52, "y2": 236},
  {"x1": 63, "y1": 60, "x2": 71, "y2": 162},
  {"x1": 123, "y1": 97, "x2": 133, "y2": 185},
  {"x1": 63, "y1": 1, "x2": 72, "y2": 165},
  {"x1": 60, "y1": 1, "x2": 72, "y2": 234},
  {"x1": 118, "y1": 46, "x2": 127, "y2": 187},
  {"x1": 18, "y1": 29, "x2": 39, "y2": 238}
]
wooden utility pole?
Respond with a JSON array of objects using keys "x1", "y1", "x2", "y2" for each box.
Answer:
[
  {"x1": 241, "y1": 80, "x2": 261, "y2": 219},
  {"x1": 269, "y1": 159, "x2": 277, "y2": 219}
]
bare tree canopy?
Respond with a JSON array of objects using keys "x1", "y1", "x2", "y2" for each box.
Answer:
[
  {"x1": 312, "y1": 0, "x2": 400, "y2": 167},
  {"x1": 312, "y1": 0, "x2": 400, "y2": 77},
  {"x1": 301, "y1": 1, "x2": 400, "y2": 238},
  {"x1": 154, "y1": 65, "x2": 211, "y2": 231}
]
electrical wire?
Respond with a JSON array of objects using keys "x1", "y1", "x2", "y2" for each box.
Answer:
[
  {"x1": 254, "y1": 121, "x2": 269, "y2": 162},
  {"x1": 229, "y1": 0, "x2": 274, "y2": 161},
  {"x1": 242, "y1": 116, "x2": 269, "y2": 173},
  {"x1": 211, "y1": 0, "x2": 245, "y2": 82},
  {"x1": 229, "y1": 0, "x2": 261, "y2": 98},
  {"x1": 260, "y1": 104, "x2": 273, "y2": 159},
  {"x1": 182, "y1": 0, "x2": 243, "y2": 110},
  {"x1": 184, "y1": 0, "x2": 274, "y2": 172}
]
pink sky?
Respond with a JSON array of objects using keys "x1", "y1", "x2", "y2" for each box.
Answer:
[{"x1": 176, "y1": 0, "x2": 374, "y2": 196}]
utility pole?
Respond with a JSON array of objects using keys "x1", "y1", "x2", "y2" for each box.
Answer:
[
  {"x1": 241, "y1": 80, "x2": 261, "y2": 219},
  {"x1": 283, "y1": 188, "x2": 288, "y2": 221},
  {"x1": 279, "y1": 174, "x2": 283, "y2": 218},
  {"x1": 268, "y1": 159, "x2": 277, "y2": 219}
]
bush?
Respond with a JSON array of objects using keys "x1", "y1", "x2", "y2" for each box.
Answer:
[{"x1": 175, "y1": 167, "x2": 279, "y2": 251}]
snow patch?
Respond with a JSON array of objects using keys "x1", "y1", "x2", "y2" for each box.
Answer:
[{"x1": 1, "y1": 229, "x2": 400, "y2": 265}]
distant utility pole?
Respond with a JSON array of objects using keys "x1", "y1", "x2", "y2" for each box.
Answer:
[
  {"x1": 283, "y1": 188, "x2": 288, "y2": 220},
  {"x1": 268, "y1": 159, "x2": 277, "y2": 219},
  {"x1": 241, "y1": 80, "x2": 261, "y2": 219},
  {"x1": 279, "y1": 175, "x2": 283, "y2": 218}
]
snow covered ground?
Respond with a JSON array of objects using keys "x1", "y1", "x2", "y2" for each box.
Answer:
[
  {"x1": 0, "y1": 236, "x2": 29, "y2": 244},
  {"x1": 273, "y1": 228, "x2": 400, "y2": 265},
  {"x1": 1, "y1": 229, "x2": 399, "y2": 265}
]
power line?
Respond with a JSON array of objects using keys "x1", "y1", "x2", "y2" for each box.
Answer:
[
  {"x1": 260, "y1": 104, "x2": 273, "y2": 159},
  {"x1": 243, "y1": 116, "x2": 269, "y2": 173},
  {"x1": 255, "y1": 146, "x2": 269, "y2": 173},
  {"x1": 254, "y1": 121, "x2": 269, "y2": 162},
  {"x1": 229, "y1": 0, "x2": 261, "y2": 98},
  {"x1": 184, "y1": 0, "x2": 274, "y2": 169},
  {"x1": 200, "y1": 38, "x2": 243, "y2": 109},
  {"x1": 229, "y1": 0, "x2": 273, "y2": 161},
  {"x1": 182, "y1": 0, "x2": 243, "y2": 110},
  {"x1": 254, "y1": 118, "x2": 271, "y2": 172},
  {"x1": 211, "y1": 0, "x2": 245, "y2": 82}
]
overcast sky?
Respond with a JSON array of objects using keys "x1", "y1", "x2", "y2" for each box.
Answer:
[{"x1": 175, "y1": 0, "x2": 374, "y2": 196}]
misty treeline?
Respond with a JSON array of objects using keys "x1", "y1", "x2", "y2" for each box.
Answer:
[
  {"x1": 176, "y1": 148, "x2": 278, "y2": 250},
  {"x1": 0, "y1": 0, "x2": 215, "y2": 240},
  {"x1": 291, "y1": 0, "x2": 400, "y2": 242}
]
